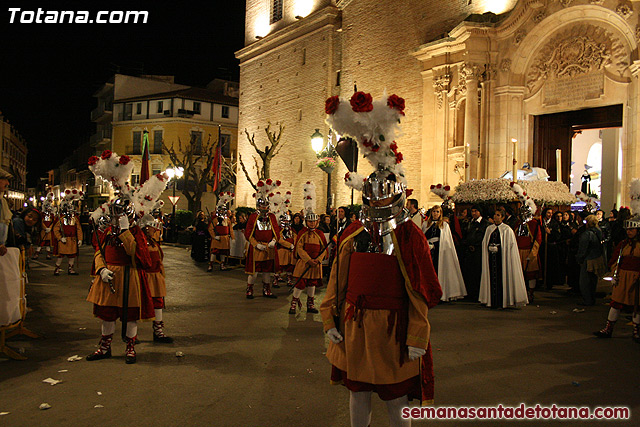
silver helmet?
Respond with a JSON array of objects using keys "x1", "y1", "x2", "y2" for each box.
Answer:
[{"x1": 361, "y1": 169, "x2": 407, "y2": 223}]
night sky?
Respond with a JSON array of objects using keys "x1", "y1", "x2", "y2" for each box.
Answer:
[{"x1": 0, "y1": 1, "x2": 246, "y2": 186}]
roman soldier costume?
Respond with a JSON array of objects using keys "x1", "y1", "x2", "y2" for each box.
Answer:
[
  {"x1": 320, "y1": 91, "x2": 442, "y2": 425},
  {"x1": 244, "y1": 179, "x2": 287, "y2": 299},
  {"x1": 208, "y1": 192, "x2": 235, "y2": 272},
  {"x1": 595, "y1": 178, "x2": 640, "y2": 342},
  {"x1": 510, "y1": 182, "x2": 542, "y2": 302},
  {"x1": 85, "y1": 150, "x2": 155, "y2": 364},
  {"x1": 34, "y1": 192, "x2": 56, "y2": 260},
  {"x1": 271, "y1": 191, "x2": 295, "y2": 288},
  {"x1": 53, "y1": 189, "x2": 84, "y2": 276},
  {"x1": 134, "y1": 177, "x2": 173, "y2": 344},
  {"x1": 290, "y1": 182, "x2": 327, "y2": 314}
]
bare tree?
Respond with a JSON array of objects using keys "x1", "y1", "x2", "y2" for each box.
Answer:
[
  {"x1": 163, "y1": 133, "x2": 218, "y2": 212},
  {"x1": 239, "y1": 122, "x2": 286, "y2": 191}
]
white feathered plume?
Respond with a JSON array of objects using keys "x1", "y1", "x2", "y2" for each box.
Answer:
[
  {"x1": 430, "y1": 183, "x2": 452, "y2": 204},
  {"x1": 217, "y1": 191, "x2": 235, "y2": 210},
  {"x1": 132, "y1": 173, "x2": 169, "y2": 218},
  {"x1": 90, "y1": 202, "x2": 110, "y2": 224},
  {"x1": 325, "y1": 91, "x2": 407, "y2": 190},
  {"x1": 269, "y1": 192, "x2": 285, "y2": 217},
  {"x1": 509, "y1": 182, "x2": 537, "y2": 214},
  {"x1": 88, "y1": 150, "x2": 134, "y2": 190},
  {"x1": 252, "y1": 178, "x2": 282, "y2": 203},
  {"x1": 629, "y1": 178, "x2": 640, "y2": 214},
  {"x1": 303, "y1": 181, "x2": 317, "y2": 216}
]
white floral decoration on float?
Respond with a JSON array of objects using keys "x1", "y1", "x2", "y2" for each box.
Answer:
[
  {"x1": 324, "y1": 91, "x2": 407, "y2": 191},
  {"x1": 452, "y1": 178, "x2": 576, "y2": 206}
]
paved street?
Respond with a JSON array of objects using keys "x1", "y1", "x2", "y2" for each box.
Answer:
[{"x1": 1, "y1": 245, "x2": 638, "y2": 426}]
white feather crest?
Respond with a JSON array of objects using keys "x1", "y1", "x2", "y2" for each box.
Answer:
[
  {"x1": 325, "y1": 90, "x2": 407, "y2": 187},
  {"x1": 344, "y1": 172, "x2": 365, "y2": 192},
  {"x1": 269, "y1": 192, "x2": 285, "y2": 217},
  {"x1": 217, "y1": 192, "x2": 235, "y2": 210},
  {"x1": 90, "y1": 202, "x2": 110, "y2": 224},
  {"x1": 509, "y1": 182, "x2": 537, "y2": 214},
  {"x1": 88, "y1": 151, "x2": 134, "y2": 190},
  {"x1": 303, "y1": 181, "x2": 317, "y2": 215},
  {"x1": 254, "y1": 178, "x2": 282, "y2": 201},
  {"x1": 132, "y1": 173, "x2": 169, "y2": 218}
]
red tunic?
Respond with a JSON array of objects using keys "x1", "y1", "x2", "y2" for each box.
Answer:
[{"x1": 244, "y1": 212, "x2": 282, "y2": 274}]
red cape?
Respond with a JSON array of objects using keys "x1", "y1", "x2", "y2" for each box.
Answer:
[{"x1": 244, "y1": 212, "x2": 282, "y2": 274}]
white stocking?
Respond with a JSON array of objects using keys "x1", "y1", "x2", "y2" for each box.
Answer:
[
  {"x1": 220, "y1": 255, "x2": 226, "y2": 264},
  {"x1": 262, "y1": 272, "x2": 272, "y2": 284},
  {"x1": 69, "y1": 258, "x2": 75, "y2": 267},
  {"x1": 154, "y1": 309, "x2": 163, "y2": 322},
  {"x1": 55, "y1": 257, "x2": 62, "y2": 267},
  {"x1": 36, "y1": 247, "x2": 42, "y2": 253},
  {"x1": 101, "y1": 321, "x2": 116, "y2": 336},
  {"x1": 633, "y1": 312, "x2": 640, "y2": 324},
  {"x1": 608, "y1": 307, "x2": 620, "y2": 322},
  {"x1": 210, "y1": 253, "x2": 215, "y2": 262},
  {"x1": 292, "y1": 287, "x2": 303, "y2": 299},
  {"x1": 349, "y1": 391, "x2": 372, "y2": 427},
  {"x1": 528, "y1": 279, "x2": 536, "y2": 289},
  {"x1": 125, "y1": 321, "x2": 138, "y2": 339},
  {"x1": 386, "y1": 395, "x2": 411, "y2": 426},
  {"x1": 248, "y1": 273, "x2": 257, "y2": 284},
  {"x1": 306, "y1": 286, "x2": 316, "y2": 297}
]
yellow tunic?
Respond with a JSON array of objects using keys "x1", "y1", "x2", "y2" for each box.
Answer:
[
  {"x1": 611, "y1": 242, "x2": 640, "y2": 306},
  {"x1": 293, "y1": 229, "x2": 326, "y2": 279},
  {"x1": 53, "y1": 217, "x2": 83, "y2": 255},
  {"x1": 209, "y1": 218, "x2": 233, "y2": 251}
]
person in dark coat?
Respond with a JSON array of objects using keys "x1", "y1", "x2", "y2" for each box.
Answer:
[
  {"x1": 575, "y1": 215, "x2": 606, "y2": 306},
  {"x1": 191, "y1": 210, "x2": 210, "y2": 262},
  {"x1": 462, "y1": 204, "x2": 488, "y2": 301}
]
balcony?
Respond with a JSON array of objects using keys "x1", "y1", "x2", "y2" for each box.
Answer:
[
  {"x1": 91, "y1": 104, "x2": 113, "y2": 122},
  {"x1": 90, "y1": 129, "x2": 112, "y2": 147},
  {"x1": 86, "y1": 185, "x2": 110, "y2": 197}
]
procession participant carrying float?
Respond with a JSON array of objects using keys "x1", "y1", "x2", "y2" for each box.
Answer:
[
  {"x1": 320, "y1": 89, "x2": 442, "y2": 426},
  {"x1": 85, "y1": 150, "x2": 155, "y2": 364},
  {"x1": 53, "y1": 188, "x2": 84, "y2": 276},
  {"x1": 425, "y1": 184, "x2": 466, "y2": 301},
  {"x1": 290, "y1": 181, "x2": 327, "y2": 315},
  {"x1": 33, "y1": 192, "x2": 57, "y2": 260},
  {"x1": 133, "y1": 174, "x2": 174, "y2": 343},
  {"x1": 208, "y1": 191, "x2": 235, "y2": 272}
]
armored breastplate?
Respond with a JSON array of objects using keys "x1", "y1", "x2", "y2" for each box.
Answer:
[
  {"x1": 360, "y1": 209, "x2": 409, "y2": 255},
  {"x1": 257, "y1": 216, "x2": 272, "y2": 231},
  {"x1": 62, "y1": 216, "x2": 75, "y2": 226}
]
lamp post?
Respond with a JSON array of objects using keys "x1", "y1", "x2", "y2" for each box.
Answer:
[
  {"x1": 312, "y1": 129, "x2": 334, "y2": 213},
  {"x1": 165, "y1": 165, "x2": 184, "y2": 243}
]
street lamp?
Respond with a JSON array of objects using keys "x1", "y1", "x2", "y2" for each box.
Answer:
[
  {"x1": 312, "y1": 129, "x2": 334, "y2": 213},
  {"x1": 165, "y1": 165, "x2": 184, "y2": 243}
]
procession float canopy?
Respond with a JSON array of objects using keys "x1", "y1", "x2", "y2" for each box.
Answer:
[{"x1": 451, "y1": 179, "x2": 576, "y2": 206}]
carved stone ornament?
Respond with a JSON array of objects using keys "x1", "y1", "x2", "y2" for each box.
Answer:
[
  {"x1": 533, "y1": 11, "x2": 546, "y2": 24},
  {"x1": 616, "y1": 3, "x2": 633, "y2": 20},
  {"x1": 589, "y1": 0, "x2": 604, "y2": 4},
  {"x1": 432, "y1": 74, "x2": 451, "y2": 109},
  {"x1": 558, "y1": 0, "x2": 573, "y2": 6},
  {"x1": 636, "y1": 24, "x2": 640, "y2": 42},
  {"x1": 501, "y1": 59, "x2": 512, "y2": 72},
  {"x1": 526, "y1": 24, "x2": 628, "y2": 93},
  {"x1": 514, "y1": 30, "x2": 526, "y2": 45}
]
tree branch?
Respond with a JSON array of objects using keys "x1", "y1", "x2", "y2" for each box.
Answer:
[{"x1": 239, "y1": 154, "x2": 257, "y2": 192}]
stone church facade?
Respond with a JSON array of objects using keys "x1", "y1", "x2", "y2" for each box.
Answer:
[{"x1": 236, "y1": 0, "x2": 639, "y2": 211}]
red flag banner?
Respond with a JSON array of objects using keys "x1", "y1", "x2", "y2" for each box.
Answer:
[
  {"x1": 212, "y1": 127, "x2": 222, "y2": 192},
  {"x1": 140, "y1": 130, "x2": 150, "y2": 185}
]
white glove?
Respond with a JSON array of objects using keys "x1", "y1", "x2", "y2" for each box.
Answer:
[
  {"x1": 78, "y1": 241, "x2": 83, "y2": 247},
  {"x1": 326, "y1": 328, "x2": 343, "y2": 344},
  {"x1": 428, "y1": 242, "x2": 434, "y2": 251},
  {"x1": 214, "y1": 236, "x2": 221, "y2": 241},
  {"x1": 60, "y1": 237, "x2": 67, "y2": 243},
  {"x1": 99, "y1": 268, "x2": 114, "y2": 283},
  {"x1": 408, "y1": 346, "x2": 426, "y2": 361},
  {"x1": 45, "y1": 227, "x2": 51, "y2": 233},
  {"x1": 256, "y1": 243, "x2": 267, "y2": 251},
  {"x1": 118, "y1": 216, "x2": 130, "y2": 230},
  {"x1": 268, "y1": 240, "x2": 276, "y2": 249}
]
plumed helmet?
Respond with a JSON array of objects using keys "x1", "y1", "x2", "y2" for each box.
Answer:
[{"x1": 361, "y1": 169, "x2": 406, "y2": 223}]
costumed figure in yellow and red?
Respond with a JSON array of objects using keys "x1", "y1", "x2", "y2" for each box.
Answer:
[
  {"x1": 53, "y1": 189, "x2": 84, "y2": 276},
  {"x1": 134, "y1": 177, "x2": 175, "y2": 344},
  {"x1": 509, "y1": 182, "x2": 542, "y2": 302},
  {"x1": 272, "y1": 190, "x2": 295, "y2": 288},
  {"x1": 290, "y1": 182, "x2": 327, "y2": 315},
  {"x1": 244, "y1": 179, "x2": 286, "y2": 299},
  {"x1": 33, "y1": 192, "x2": 57, "y2": 260},
  {"x1": 595, "y1": 178, "x2": 640, "y2": 343},
  {"x1": 208, "y1": 192, "x2": 235, "y2": 272},
  {"x1": 85, "y1": 150, "x2": 155, "y2": 364},
  {"x1": 320, "y1": 91, "x2": 442, "y2": 426}
]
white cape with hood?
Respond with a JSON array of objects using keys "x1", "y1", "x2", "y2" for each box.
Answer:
[
  {"x1": 423, "y1": 221, "x2": 466, "y2": 301},
  {"x1": 479, "y1": 223, "x2": 529, "y2": 307}
]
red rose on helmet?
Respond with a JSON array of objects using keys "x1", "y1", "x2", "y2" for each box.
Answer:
[
  {"x1": 344, "y1": 173, "x2": 350, "y2": 181},
  {"x1": 436, "y1": 184, "x2": 442, "y2": 189},
  {"x1": 395, "y1": 152, "x2": 403, "y2": 164},
  {"x1": 266, "y1": 179, "x2": 273, "y2": 185},
  {"x1": 325, "y1": 96, "x2": 340, "y2": 115},
  {"x1": 88, "y1": 156, "x2": 99, "y2": 166},
  {"x1": 65, "y1": 189, "x2": 71, "y2": 194},
  {"x1": 156, "y1": 173, "x2": 166, "y2": 181},
  {"x1": 101, "y1": 150, "x2": 112, "y2": 159},
  {"x1": 350, "y1": 92, "x2": 373, "y2": 113},
  {"x1": 257, "y1": 181, "x2": 264, "y2": 187},
  {"x1": 406, "y1": 188, "x2": 414, "y2": 197},
  {"x1": 119, "y1": 155, "x2": 131, "y2": 165},
  {"x1": 275, "y1": 180, "x2": 281, "y2": 186},
  {"x1": 387, "y1": 94, "x2": 405, "y2": 115},
  {"x1": 430, "y1": 185, "x2": 435, "y2": 189}
]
